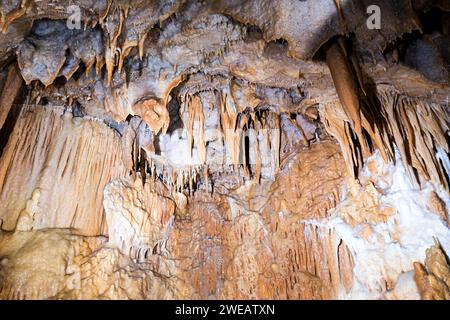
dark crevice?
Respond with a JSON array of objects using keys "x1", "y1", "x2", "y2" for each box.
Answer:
[
  {"x1": 263, "y1": 38, "x2": 289, "y2": 59},
  {"x1": 0, "y1": 84, "x2": 27, "y2": 158},
  {"x1": 245, "y1": 25, "x2": 263, "y2": 43},
  {"x1": 383, "y1": 7, "x2": 450, "y2": 83},
  {"x1": 72, "y1": 63, "x2": 86, "y2": 82},
  {"x1": 166, "y1": 91, "x2": 184, "y2": 135}
]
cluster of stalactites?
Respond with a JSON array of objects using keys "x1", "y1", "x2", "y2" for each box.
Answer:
[
  {"x1": 101, "y1": 1, "x2": 148, "y2": 86},
  {"x1": 180, "y1": 89, "x2": 281, "y2": 177},
  {"x1": 13, "y1": 0, "x2": 150, "y2": 87},
  {"x1": 131, "y1": 149, "x2": 204, "y2": 197},
  {"x1": 132, "y1": 87, "x2": 282, "y2": 195},
  {"x1": 378, "y1": 87, "x2": 449, "y2": 190},
  {"x1": 321, "y1": 86, "x2": 450, "y2": 191}
]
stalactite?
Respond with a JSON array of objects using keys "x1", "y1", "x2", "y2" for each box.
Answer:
[
  {"x1": 95, "y1": 55, "x2": 105, "y2": 76},
  {"x1": 0, "y1": 0, "x2": 29, "y2": 34},
  {"x1": 322, "y1": 86, "x2": 449, "y2": 190},
  {"x1": 99, "y1": 0, "x2": 113, "y2": 25},
  {"x1": 219, "y1": 90, "x2": 239, "y2": 166},
  {"x1": 378, "y1": 87, "x2": 449, "y2": 190},
  {"x1": 0, "y1": 105, "x2": 127, "y2": 235},
  {"x1": 194, "y1": 97, "x2": 206, "y2": 164},
  {"x1": 237, "y1": 112, "x2": 248, "y2": 175},
  {"x1": 325, "y1": 40, "x2": 370, "y2": 158},
  {"x1": 186, "y1": 96, "x2": 195, "y2": 157},
  {"x1": 321, "y1": 101, "x2": 362, "y2": 178},
  {"x1": 0, "y1": 63, "x2": 22, "y2": 130},
  {"x1": 268, "y1": 111, "x2": 281, "y2": 172},
  {"x1": 138, "y1": 32, "x2": 147, "y2": 60},
  {"x1": 178, "y1": 92, "x2": 206, "y2": 164},
  {"x1": 105, "y1": 46, "x2": 115, "y2": 86},
  {"x1": 103, "y1": 4, "x2": 125, "y2": 86},
  {"x1": 253, "y1": 116, "x2": 262, "y2": 183}
]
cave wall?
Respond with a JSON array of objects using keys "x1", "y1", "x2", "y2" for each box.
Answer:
[
  {"x1": 0, "y1": 105, "x2": 127, "y2": 235},
  {"x1": 0, "y1": 0, "x2": 449, "y2": 300}
]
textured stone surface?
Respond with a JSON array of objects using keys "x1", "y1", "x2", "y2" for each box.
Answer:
[
  {"x1": 0, "y1": 106, "x2": 127, "y2": 235},
  {"x1": 0, "y1": 0, "x2": 449, "y2": 300}
]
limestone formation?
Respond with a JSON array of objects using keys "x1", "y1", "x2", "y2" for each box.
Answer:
[{"x1": 0, "y1": 0, "x2": 449, "y2": 300}]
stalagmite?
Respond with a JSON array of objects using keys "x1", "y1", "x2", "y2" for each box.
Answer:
[
  {"x1": 104, "y1": 176, "x2": 175, "y2": 261},
  {"x1": 414, "y1": 241, "x2": 450, "y2": 299}
]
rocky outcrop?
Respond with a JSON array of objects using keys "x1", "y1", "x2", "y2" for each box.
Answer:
[
  {"x1": 104, "y1": 176, "x2": 175, "y2": 261},
  {"x1": 414, "y1": 242, "x2": 450, "y2": 300}
]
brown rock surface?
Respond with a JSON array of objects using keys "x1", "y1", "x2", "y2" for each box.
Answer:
[
  {"x1": 0, "y1": 106, "x2": 127, "y2": 235},
  {"x1": 414, "y1": 242, "x2": 450, "y2": 300},
  {"x1": 0, "y1": 0, "x2": 449, "y2": 301}
]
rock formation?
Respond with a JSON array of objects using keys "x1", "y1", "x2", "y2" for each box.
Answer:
[{"x1": 0, "y1": 0, "x2": 449, "y2": 300}]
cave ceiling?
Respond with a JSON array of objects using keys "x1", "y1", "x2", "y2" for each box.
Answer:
[{"x1": 0, "y1": 0, "x2": 449, "y2": 301}]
